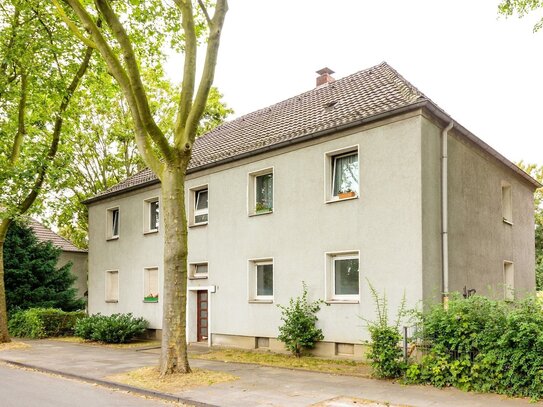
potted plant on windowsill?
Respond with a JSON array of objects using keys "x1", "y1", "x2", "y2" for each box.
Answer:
[
  {"x1": 255, "y1": 202, "x2": 272, "y2": 214},
  {"x1": 144, "y1": 293, "x2": 159, "y2": 303},
  {"x1": 338, "y1": 188, "x2": 356, "y2": 199}
]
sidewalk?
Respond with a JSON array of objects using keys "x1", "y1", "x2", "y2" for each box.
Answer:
[{"x1": 0, "y1": 340, "x2": 536, "y2": 407}]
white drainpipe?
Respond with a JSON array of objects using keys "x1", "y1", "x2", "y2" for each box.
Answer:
[{"x1": 442, "y1": 121, "x2": 454, "y2": 308}]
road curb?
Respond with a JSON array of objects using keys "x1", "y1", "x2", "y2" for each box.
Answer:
[{"x1": 1, "y1": 359, "x2": 218, "y2": 407}]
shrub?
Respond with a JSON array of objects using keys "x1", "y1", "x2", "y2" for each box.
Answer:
[
  {"x1": 277, "y1": 283, "x2": 324, "y2": 357},
  {"x1": 365, "y1": 282, "x2": 406, "y2": 378},
  {"x1": 406, "y1": 294, "x2": 543, "y2": 400},
  {"x1": 9, "y1": 308, "x2": 85, "y2": 339},
  {"x1": 75, "y1": 313, "x2": 148, "y2": 343}
]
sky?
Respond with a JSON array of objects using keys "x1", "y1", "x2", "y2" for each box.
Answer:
[{"x1": 166, "y1": 0, "x2": 543, "y2": 167}]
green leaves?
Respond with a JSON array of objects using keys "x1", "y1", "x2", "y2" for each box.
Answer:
[
  {"x1": 498, "y1": 0, "x2": 543, "y2": 32},
  {"x1": 277, "y1": 283, "x2": 324, "y2": 357},
  {"x1": 74, "y1": 313, "x2": 148, "y2": 343}
]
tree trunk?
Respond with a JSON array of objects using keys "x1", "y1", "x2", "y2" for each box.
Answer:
[
  {"x1": 159, "y1": 165, "x2": 191, "y2": 375},
  {"x1": 0, "y1": 219, "x2": 12, "y2": 343}
]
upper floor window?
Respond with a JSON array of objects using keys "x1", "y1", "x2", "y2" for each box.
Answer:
[
  {"x1": 107, "y1": 207, "x2": 119, "y2": 239},
  {"x1": 195, "y1": 189, "x2": 209, "y2": 224},
  {"x1": 332, "y1": 152, "x2": 359, "y2": 199},
  {"x1": 501, "y1": 182, "x2": 512, "y2": 224},
  {"x1": 189, "y1": 185, "x2": 209, "y2": 227},
  {"x1": 249, "y1": 168, "x2": 273, "y2": 215},
  {"x1": 144, "y1": 197, "x2": 159, "y2": 233}
]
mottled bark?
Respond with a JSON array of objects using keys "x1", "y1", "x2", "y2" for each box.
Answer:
[
  {"x1": 0, "y1": 219, "x2": 11, "y2": 343},
  {"x1": 159, "y1": 165, "x2": 190, "y2": 374}
]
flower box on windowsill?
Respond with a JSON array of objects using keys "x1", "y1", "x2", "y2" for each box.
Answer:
[
  {"x1": 144, "y1": 295, "x2": 159, "y2": 303},
  {"x1": 255, "y1": 203, "x2": 273, "y2": 215},
  {"x1": 338, "y1": 191, "x2": 356, "y2": 199}
]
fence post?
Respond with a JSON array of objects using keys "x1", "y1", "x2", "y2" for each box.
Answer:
[{"x1": 403, "y1": 326, "x2": 408, "y2": 362}]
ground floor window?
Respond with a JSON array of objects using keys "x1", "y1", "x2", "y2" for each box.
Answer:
[
  {"x1": 325, "y1": 251, "x2": 360, "y2": 301},
  {"x1": 105, "y1": 270, "x2": 119, "y2": 302},
  {"x1": 143, "y1": 267, "x2": 159, "y2": 302}
]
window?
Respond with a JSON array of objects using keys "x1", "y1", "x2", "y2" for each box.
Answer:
[
  {"x1": 248, "y1": 259, "x2": 273, "y2": 301},
  {"x1": 189, "y1": 262, "x2": 209, "y2": 279},
  {"x1": 105, "y1": 270, "x2": 119, "y2": 302},
  {"x1": 325, "y1": 252, "x2": 360, "y2": 301},
  {"x1": 503, "y1": 261, "x2": 514, "y2": 301},
  {"x1": 190, "y1": 189, "x2": 209, "y2": 226},
  {"x1": 501, "y1": 182, "x2": 512, "y2": 223},
  {"x1": 325, "y1": 147, "x2": 359, "y2": 202},
  {"x1": 249, "y1": 168, "x2": 273, "y2": 215},
  {"x1": 144, "y1": 197, "x2": 159, "y2": 233},
  {"x1": 144, "y1": 267, "x2": 159, "y2": 302},
  {"x1": 332, "y1": 152, "x2": 359, "y2": 198},
  {"x1": 107, "y1": 207, "x2": 120, "y2": 239}
]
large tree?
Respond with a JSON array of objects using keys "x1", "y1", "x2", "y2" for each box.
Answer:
[
  {"x1": 54, "y1": 0, "x2": 228, "y2": 374},
  {"x1": 0, "y1": 1, "x2": 93, "y2": 342},
  {"x1": 499, "y1": 0, "x2": 543, "y2": 31}
]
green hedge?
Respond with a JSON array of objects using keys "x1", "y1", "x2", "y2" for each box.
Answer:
[
  {"x1": 74, "y1": 313, "x2": 148, "y2": 344},
  {"x1": 406, "y1": 295, "x2": 543, "y2": 400},
  {"x1": 9, "y1": 308, "x2": 85, "y2": 339}
]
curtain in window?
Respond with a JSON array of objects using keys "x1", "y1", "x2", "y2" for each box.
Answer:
[
  {"x1": 256, "y1": 174, "x2": 273, "y2": 209},
  {"x1": 333, "y1": 153, "x2": 359, "y2": 196}
]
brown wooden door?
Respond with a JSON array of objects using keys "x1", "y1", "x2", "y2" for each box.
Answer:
[{"x1": 197, "y1": 290, "x2": 208, "y2": 342}]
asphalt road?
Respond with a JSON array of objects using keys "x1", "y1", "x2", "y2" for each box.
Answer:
[{"x1": 0, "y1": 363, "x2": 173, "y2": 407}]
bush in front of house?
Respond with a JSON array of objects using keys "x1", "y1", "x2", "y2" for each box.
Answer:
[
  {"x1": 9, "y1": 308, "x2": 85, "y2": 339},
  {"x1": 75, "y1": 313, "x2": 148, "y2": 343},
  {"x1": 365, "y1": 282, "x2": 407, "y2": 379},
  {"x1": 405, "y1": 294, "x2": 543, "y2": 400},
  {"x1": 277, "y1": 283, "x2": 324, "y2": 357}
]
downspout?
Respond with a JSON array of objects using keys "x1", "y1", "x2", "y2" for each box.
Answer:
[{"x1": 441, "y1": 121, "x2": 454, "y2": 309}]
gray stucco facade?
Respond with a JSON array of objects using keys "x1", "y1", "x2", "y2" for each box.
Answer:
[{"x1": 86, "y1": 107, "x2": 537, "y2": 358}]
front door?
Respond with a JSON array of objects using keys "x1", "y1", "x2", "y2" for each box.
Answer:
[{"x1": 197, "y1": 290, "x2": 208, "y2": 342}]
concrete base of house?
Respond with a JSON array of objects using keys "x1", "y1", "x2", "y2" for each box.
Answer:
[{"x1": 144, "y1": 330, "x2": 369, "y2": 361}]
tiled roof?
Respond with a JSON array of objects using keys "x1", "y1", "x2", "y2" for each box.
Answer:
[
  {"x1": 85, "y1": 62, "x2": 540, "y2": 202},
  {"x1": 29, "y1": 219, "x2": 87, "y2": 253}
]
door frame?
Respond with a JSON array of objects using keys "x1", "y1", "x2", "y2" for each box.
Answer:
[{"x1": 186, "y1": 286, "x2": 215, "y2": 346}]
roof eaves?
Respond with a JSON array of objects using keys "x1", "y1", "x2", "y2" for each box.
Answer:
[{"x1": 82, "y1": 178, "x2": 161, "y2": 205}]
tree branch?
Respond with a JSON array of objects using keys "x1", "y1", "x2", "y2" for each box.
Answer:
[
  {"x1": 197, "y1": 0, "x2": 212, "y2": 26},
  {"x1": 51, "y1": 0, "x2": 97, "y2": 49},
  {"x1": 173, "y1": 0, "x2": 198, "y2": 146},
  {"x1": 18, "y1": 45, "x2": 93, "y2": 214},
  {"x1": 61, "y1": 0, "x2": 163, "y2": 176},
  {"x1": 183, "y1": 0, "x2": 228, "y2": 149},
  {"x1": 94, "y1": 0, "x2": 173, "y2": 164},
  {"x1": 9, "y1": 73, "x2": 27, "y2": 164}
]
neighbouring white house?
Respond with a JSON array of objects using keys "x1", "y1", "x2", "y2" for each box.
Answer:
[
  {"x1": 83, "y1": 63, "x2": 540, "y2": 358},
  {"x1": 29, "y1": 219, "x2": 88, "y2": 300}
]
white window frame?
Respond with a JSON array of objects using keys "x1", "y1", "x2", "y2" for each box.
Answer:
[
  {"x1": 248, "y1": 258, "x2": 274, "y2": 302},
  {"x1": 503, "y1": 261, "x2": 515, "y2": 301},
  {"x1": 501, "y1": 182, "x2": 513, "y2": 224},
  {"x1": 248, "y1": 167, "x2": 274, "y2": 216},
  {"x1": 189, "y1": 262, "x2": 209, "y2": 279},
  {"x1": 189, "y1": 184, "x2": 209, "y2": 227},
  {"x1": 324, "y1": 145, "x2": 359, "y2": 203},
  {"x1": 106, "y1": 207, "x2": 120, "y2": 240},
  {"x1": 105, "y1": 270, "x2": 119, "y2": 303},
  {"x1": 325, "y1": 250, "x2": 360, "y2": 302},
  {"x1": 143, "y1": 197, "x2": 159, "y2": 234},
  {"x1": 143, "y1": 267, "x2": 159, "y2": 303}
]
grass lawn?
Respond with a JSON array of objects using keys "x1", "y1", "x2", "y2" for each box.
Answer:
[
  {"x1": 51, "y1": 336, "x2": 161, "y2": 349},
  {"x1": 0, "y1": 340, "x2": 30, "y2": 351},
  {"x1": 106, "y1": 366, "x2": 237, "y2": 393},
  {"x1": 192, "y1": 348, "x2": 372, "y2": 377}
]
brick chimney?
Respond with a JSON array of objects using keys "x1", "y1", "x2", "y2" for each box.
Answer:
[{"x1": 316, "y1": 67, "x2": 335, "y2": 87}]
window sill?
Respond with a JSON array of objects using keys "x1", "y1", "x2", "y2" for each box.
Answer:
[
  {"x1": 105, "y1": 300, "x2": 118, "y2": 303},
  {"x1": 325, "y1": 299, "x2": 359, "y2": 304},
  {"x1": 189, "y1": 275, "x2": 208, "y2": 280},
  {"x1": 143, "y1": 229, "x2": 159, "y2": 235},
  {"x1": 106, "y1": 236, "x2": 119, "y2": 241},
  {"x1": 502, "y1": 219, "x2": 514, "y2": 226},
  {"x1": 249, "y1": 210, "x2": 273, "y2": 217},
  {"x1": 189, "y1": 222, "x2": 208, "y2": 228},
  {"x1": 248, "y1": 299, "x2": 274, "y2": 304},
  {"x1": 325, "y1": 196, "x2": 358, "y2": 204}
]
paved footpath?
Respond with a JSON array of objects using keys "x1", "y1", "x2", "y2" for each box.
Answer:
[{"x1": 0, "y1": 340, "x2": 538, "y2": 407}]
